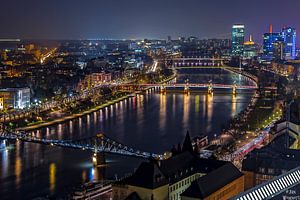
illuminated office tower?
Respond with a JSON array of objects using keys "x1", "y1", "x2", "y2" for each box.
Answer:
[
  {"x1": 232, "y1": 24, "x2": 245, "y2": 56},
  {"x1": 263, "y1": 24, "x2": 283, "y2": 61},
  {"x1": 282, "y1": 27, "x2": 296, "y2": 60}
]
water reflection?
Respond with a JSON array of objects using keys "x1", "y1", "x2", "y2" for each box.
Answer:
[
  {"x1": 183, "y1": 94, "x2": 190, "y2": 127},
  {"x1": 172, "y1": 94, "x2": 176, "y2": 117},
  {"x1": 89, "y1": 167, "x2": 104, "y2": 182},
  {"x1": 1, "y1": 146, "x2": 8, "y2": 179},
  {"x1": 69, "y1": 120, "x2": 73, "y2": 135},
  {"x1": 49, "y1": 163, "x2": 56, "y2": 193},
  {"x1": 206, "y1": 94, "x2": 213, "y2": 122},
  {"x1": 82, "y1": 170, "x2": 87, "y2": 183},
  {"x1": 93, "y1": 112, "x2": 97, "y2": 128},
  {"x1": 15, "y1": 141, "x2": 21, "y2": 186},
  {"x1": 87, "y1": 114, "x2": 90, "y2": 128},
  {"x1": 232, "y1": 94, "x2": 237, "y2": 118},
  {"x1": 78, "y1": 117, "x2": 82, "y2": 136},
  {"x1": 159, "y1": 93, "x2": 167, "y2": 131},
  {"x1": 89, "y1": 167, "x2": 95, "y2": 182},
  {"x1": 0, "y1": 69, "x2": 255, "y2": 199},
  {"x1": 46, "y1": 127, "x2": 50, "y2": 137},
  {"x1": 58, "y1": 124, "x2": 63, "y2": 140},
  {"x1": 195, "y1": 95, "x2": 200, "y2": 113},
  {"x1": 206, "y1": 94, "x2": 214, "y2": 133}
]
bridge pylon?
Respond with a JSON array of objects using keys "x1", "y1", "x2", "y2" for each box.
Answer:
[
  {"x1": 232, "y1": 83, "x2": 237, "y2": 95},
  {"x1": 184, "y1": 85, "x2": 190, "y2": 95},
  {"x1": 92, "y1": 134, "x2": 106, "y2": 166},
  {"x1": 160, "y1": 85, "x2": 166, "y2": 94},
  {"x1": 92, "y1": 152, "x2": 106, "y2": 167},
  {"x1": 208, "y1": 82, "x2": 213, "y2": 95}
]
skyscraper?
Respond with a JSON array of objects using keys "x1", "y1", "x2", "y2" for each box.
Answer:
[
  {"x1": 262, "y1": 24, "x2": 283, "y2": 61},
  {"x1": 243, "y1": 35, "x2": 258, "y2": 59},
  {"x1": 232, "y1": 24, "x2": 245, "y2": 56},
  {"x1": 282, "y1": 27, "x2": 296, "y2": 60},
  {"x1": 262, "y1": 25, "x2": 297, "y2": 61}
]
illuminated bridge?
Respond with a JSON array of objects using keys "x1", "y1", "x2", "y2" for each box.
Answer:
[
  {"x1": 232, "y1": 167, "x2": 300, "y2": 200},
  {"x1": 0, "y1": 131, "x2": 162, "y2": 160},
  {"x1": 117, "y1": 83, "x2": 258, "y2": 90},
  {"x1": 168, "y1": 57, "x2": 225, "y2": 68}
]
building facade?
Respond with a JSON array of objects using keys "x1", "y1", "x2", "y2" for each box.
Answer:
[
  {"x1": 243, "y1": 35, "x2": 258, "y2": 59},
  {"x1": 262, "y1": 25, "x2": 297, "y2": 62},
  {"x1": 112, "y1": 152, "x2": 243, "y2": 200},
  {"x1": 77, "y1": 72, "x2": 112, "y2": 91},
  {"x1": 112, "y1": 133, "x2": 245, "y2": 200},
  {"x1": 263, "y1": 32, "x2": 282, "y2": 61},
  {"x1": 232, "y1": 24, "x2": 245, "y2": 56},
  {"x1": 282, "y1": 27, "x2": 296, "y2": 60},
  {"x1": 0, "y1": 87, "x2": 30, "y2": 110}
]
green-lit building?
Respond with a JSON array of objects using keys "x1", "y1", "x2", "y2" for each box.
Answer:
[{"x1": 232, "y1": 24, "x2": 245, "y2": 56}]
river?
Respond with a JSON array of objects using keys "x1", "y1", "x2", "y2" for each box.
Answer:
[{"x1": 0, "y1": 68, "x2": 255, "y2": 199}]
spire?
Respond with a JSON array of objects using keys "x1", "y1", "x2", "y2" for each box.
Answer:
[
  {"x1": 182, "y1": 131, "x2": 193, "y2": 153},
  {"x1": 269, "y1": 24, "x2": 273, "y2": 33},
  {"x1": 244, "y1": 35, "x2": 254, "y2": 45},
  {"x1": 177, "y1": 143, "x2": 182, "y2": 153}
]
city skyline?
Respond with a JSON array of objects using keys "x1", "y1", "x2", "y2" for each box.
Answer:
[
  {"x1": 2, "y1": 1, "x2": 300, "y2": 199},
  {"x1": 1, "y1": 0, "x2": 300, "y2": 42}
]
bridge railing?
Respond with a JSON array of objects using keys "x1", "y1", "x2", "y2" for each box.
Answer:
[{"x1": 0, "y1": 131, "x2": 162, "y2": 160}]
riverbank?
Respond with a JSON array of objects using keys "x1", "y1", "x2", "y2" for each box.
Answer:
[
  {"x1": 17, "y1": 95, "x2": 132, "y2": 131},
  {"x1": 223, "y1": 66, "x2": 258, "y2": 86},
  {"x1": 18, "y1": 74, "x2": 177, "y2": 132},
  {"x1": 207, "y1": 67, "x2": 260, "y2": 151},
  {"x1": 211, "y1": 68, "x2": 284, "y2": 162}
]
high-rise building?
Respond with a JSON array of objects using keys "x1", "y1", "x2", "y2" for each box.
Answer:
[
  {"x1": 243, "y1": 35, "x2": 258, "y2": 59},
  {"x1": 282, "y1": 27, "x2": 296, "y2": 60},
  {"x1": 273, "y1": 40, "x2": 285, "y2": 60},
  {"x1": 232, "y1": 24, "x2": 245, "y2": 56},
  {"x1": 262, "y1": 24, "x2": 283, "y2": 61},
  {"x1": 262, "y1": 25, "x2": 297, "y2": 61}
]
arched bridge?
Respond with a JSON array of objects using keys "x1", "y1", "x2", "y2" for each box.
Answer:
[
  {"x1": 119, "y1": 83, "x2": 258, "y2": 89},
  {"x1": 0, "y1": 131, "x2": 162, "y2": 160}
]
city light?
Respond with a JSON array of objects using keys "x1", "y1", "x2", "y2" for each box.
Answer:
[{"x1": 0, "y1": 1, "x2": 299, "y2": 199}]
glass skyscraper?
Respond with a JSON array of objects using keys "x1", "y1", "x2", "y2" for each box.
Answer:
[
  {"x1": 263, "y1": 32, "x2": 282, "y2": 61},
  {"x1": 282, "y1": 27, "x2": 296, "y2": 60},
  {"x1": 232, "y1": 24, "x2": 245, "y2": 56},
  {"x1": 262, "y1": 25, "x2": 297, "y2": 61}
]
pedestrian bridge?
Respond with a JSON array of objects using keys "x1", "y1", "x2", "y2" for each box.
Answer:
[{"x1": 0, "y1": 131, "x2": 162, "y2": 160}]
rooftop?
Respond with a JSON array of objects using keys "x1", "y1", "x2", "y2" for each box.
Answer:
[
  {"x1": 181, "y1": 162, "x2": 243, "y2": 199},
  {"x1": 115, "y1": 151, "x2": 228, "y2": 189},
  {"x1": 242, "y1": 133, "x2": 300, "y2": 175}
]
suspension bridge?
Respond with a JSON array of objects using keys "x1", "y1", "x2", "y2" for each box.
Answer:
[{"x1": 0, "y1": 131, "x2": 162, "y2": 160}]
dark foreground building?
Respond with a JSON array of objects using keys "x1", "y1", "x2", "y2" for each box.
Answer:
[
  {"x1": 181, "y1": 163, "x2": 243, "y2": 200},
  {"x1": 112, "y1": 133, "x2": 244, "y2": 200}
]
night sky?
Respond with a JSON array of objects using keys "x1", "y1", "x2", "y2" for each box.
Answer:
[{"x1": 1, "y1": 0, "x2": 300, "y2": 41}]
